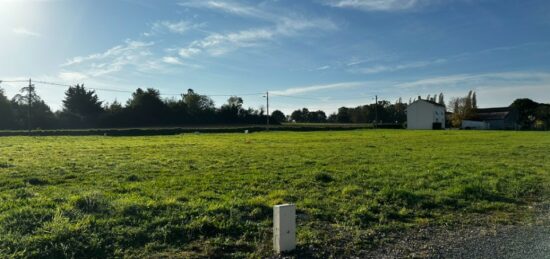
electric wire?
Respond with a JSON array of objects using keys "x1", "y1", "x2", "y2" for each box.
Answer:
[{"x1": 1, "y1": 79, "x2": 379, "y2": 105}]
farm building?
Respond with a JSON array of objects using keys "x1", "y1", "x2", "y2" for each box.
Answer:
[
  {"x1": 461, "y1": 107, "x2": 519, "y2": 130},
  {"x1": 406, "y1": 99, "x2": 446, "y2": 129}
]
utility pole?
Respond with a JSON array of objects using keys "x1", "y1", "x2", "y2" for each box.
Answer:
[
  {"x1": 28, "y1": 78, "x2": 33, "y2": 133},
  {"x1": 374, "y1": 95, "x2": 378, "y2": 129},
  {"x1": 266, "y1": 91, "x2": 270, "y2": 131}
]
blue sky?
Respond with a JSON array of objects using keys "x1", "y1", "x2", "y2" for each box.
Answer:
[{"x1": 1, "y1": 0, "x2": 549, "y2": 114}]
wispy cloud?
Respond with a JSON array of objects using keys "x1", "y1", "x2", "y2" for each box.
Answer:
[
  {"x1": 179, "y1": 48, "x2": 202, "y2": 58},
  {"x1": 313, "y1": 65, "x2": 331, "y2": 71},
  {"x1": 152, "y1": 20, "x2": 194, "y2": 34},
  {"x1": 176, "y1": 1, "x2": 337, "y2": 58},
  {"x1": 181, "y1": 28, "x2": 275, "y2": 57},
  {"x1": 58, "y1": 71, "x2": 88, "y2": 81},
  {"x1": 396, "y1": 72, "x2": 550, "y2": 89},
  {"x1": 351, "y1": 58, "x2": 446, "y2": 74},
  {"x1": 451, "y1": 41, "x2": 550, "y2": 60},
  {"x1": 343, "y1": 42, "x2": 549, "y2": 75},
  {"x1": 178, "y1": 0, "x2": 269, "y2": 19},
  {"x1": 323, "y1": 0, "x2": 433, "y2": 12},
  {"x1": 178, "y1": 17, "x2": 336, "y2": 58},
  {"x1": 271, "y1": 81, "x2": 366, "y2": 95},
  {"x1": 145, "y1": 20, "x2": 205, "y2": 36},
  {"x1": 12, "y1": 27, "x2": 41, "y2": 37},
  {"x1": 63, "y1": 40, "x2": 154, "y2": 67},
  {"x1": 61, "y1": 40, "x2": 159, "y2": 78}
]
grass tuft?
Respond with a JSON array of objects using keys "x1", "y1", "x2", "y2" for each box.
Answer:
[
  {"x1": 314, "y1": 172, "x2": 334, "y2": 183},
  {"x1": 71, "y1": 192, "x2": 111, "y2": 214}
]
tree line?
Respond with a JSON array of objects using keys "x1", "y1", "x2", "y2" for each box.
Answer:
[
  {"x1": 1, "y1": 85, "x2": 549, "y2": 130},
  {"x1": 0, "y1": 84, "x2": 427, "y2": 130},
  {"x1": 449, "y1": 90, "x2": 478, "y2": 127},
  {"x1": 448, "y1": 91, "x2": 550, "y2": 130},
  {"x1": 510, "y1": 98, "x2": 550, "y2": 130},
  {"x1": 288, "y1": 95, "x2": 442, "y2": 124},
  {"x1": 0, "y1": 86, "x2": 271, "y2": 130}
]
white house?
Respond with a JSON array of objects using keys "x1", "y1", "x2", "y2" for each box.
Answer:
[{"x1": 407, "y1": 99, "x2": 446, "y2": 130}]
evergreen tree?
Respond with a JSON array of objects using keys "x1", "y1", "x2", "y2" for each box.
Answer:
[
  {"x1": 62, "y1": 85, "x2": 103, "y2": 115},
  {"x1": 271, "y1": 110, "x2": 286, "y2": 123},
  {"x1": 438, "y1": 93, "x2": 445, "y2": 106},
  {"x1": 126, "y1": 88, "x2": 169, "y2": 126},
  {"x1": 0, "y1": 88, "x2": 15, "y2": 129},
  {"x1": 465, "y1": 90, "x2": 473, "y2": 109},
  {"x1": 182, "y1": 89, "x2": 215, "y2": 118},
  {"x1": 11, "y1": 84, "x2": 57, "y2": 129},
  {"x1": 60, "y1": 84, "x2": 104, "y2": 128}
]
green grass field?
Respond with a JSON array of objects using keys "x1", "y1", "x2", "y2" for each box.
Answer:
[{"x1": 0, "y1": 130, "x2": 549, "y2": 258}]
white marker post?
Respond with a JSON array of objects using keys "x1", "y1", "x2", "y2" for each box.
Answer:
[{"x1": 273, "y1": 204, "x2": 296, "y2": 254}]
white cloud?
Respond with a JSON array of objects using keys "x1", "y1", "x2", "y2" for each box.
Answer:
[
  {"x1": 271, "y1": 81, "x2": 366, "y2": 95},
  {"x1": 12, "y1": 27, "x2": 41, "y2": 37},
  {"x1": 162, "y1": 56, "x2": 183, "y2": 65},
  {"x1": 324, "y1": 0, "x2": 428, "y2": 11}
]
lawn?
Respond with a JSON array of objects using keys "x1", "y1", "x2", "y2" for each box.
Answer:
[{"x1": 0, "y1": 130, "x2": 548, "y2": 258}]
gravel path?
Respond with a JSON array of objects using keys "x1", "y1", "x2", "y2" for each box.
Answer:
[
  {"x1": 367, "y1": 204, "x2": 550, "y2": 259},
  {"x1": 433, "y1": 225, "x2": 550, "y2": 259}
]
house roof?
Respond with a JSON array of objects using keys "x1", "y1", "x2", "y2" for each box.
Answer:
[
  {"x1": 472, "y1": 107, "x2": 512, "y2": 121},
  {"x1": 412, "y1": 99, "x2": 446, "y2": 108}
]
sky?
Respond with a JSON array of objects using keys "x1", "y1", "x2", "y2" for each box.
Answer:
[{"x1": 1, "y1": 0, "x2": 549, "y2": 114}]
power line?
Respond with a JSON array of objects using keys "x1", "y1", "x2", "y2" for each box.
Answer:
[
  {"x1": 2, "y1": 79, "x2": 369, "y2": 102},
  {"x1": 1, "y1": 79, "x2": 265, "y2": 98},
  {"x1": 34, "y1": 80, "x2": 265, "y2": 97},
  {"x1": 1, "y1": 78, "x2": 380, "y2": 114},
  {"x1": 33, "y1": 80, "x2": 73, "y2": 88},
  {"x1": 270, "y1": 94, "x2": 326, "y2": 101},
  {"x1": 271, "y1": 93, "x2": 374, "y2": 102},
  {"x1": 0, "y1": 80, "x2": 29, "y2": 83}
]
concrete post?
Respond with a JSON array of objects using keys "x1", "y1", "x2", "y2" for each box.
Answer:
[{"x1": 273, "y1": 204, "x2": 296, "y2": 253}]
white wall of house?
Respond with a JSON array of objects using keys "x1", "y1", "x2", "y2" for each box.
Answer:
[{"x1": 407, "y1": 100, "x2": 446, "y2": 130}]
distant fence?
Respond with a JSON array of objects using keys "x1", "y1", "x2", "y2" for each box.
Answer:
[{"x1": 0, "y1": 123, "x2": 403, "y2": 137}]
